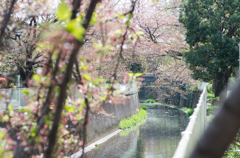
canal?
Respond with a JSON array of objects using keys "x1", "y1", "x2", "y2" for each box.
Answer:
[{"x1": 83, "y1": 106, "x2": 188, "y2": 158}]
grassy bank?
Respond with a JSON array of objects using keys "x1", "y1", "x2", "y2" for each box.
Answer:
[
  {"x1": 140, "y1": 99, "x2": 194, "y2": 117},
  {"x1": 181, "y1": 107, "x2": 194, "y2": 117},
  {"x1": 119, "y1": 109, "x2": 147, "y2": 129},
  {"x1": 158, "y1": 104, "x2": 194, "y2": 117},
  {"x1": 119, "y1": 119, "x2": 146, "y2": 137}
]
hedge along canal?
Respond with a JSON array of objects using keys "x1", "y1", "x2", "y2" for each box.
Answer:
[{"x1": 83, "y1": 105, "x2": 188, "y2": 158}]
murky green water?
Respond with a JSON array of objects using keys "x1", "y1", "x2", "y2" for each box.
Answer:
[{"x1": 84, "y1": 106, "x2": 188, "y2": 158}]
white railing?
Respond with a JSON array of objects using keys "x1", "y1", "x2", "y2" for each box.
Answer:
[
  {"x1": 0, "y1": 83, "x2": 138, "y2": 111},
  {"x1": 173, "y1": 83, "x2": 207, "y2": 158},
  {"x1": 0, "y1": 88, "x2": 27, "y2": 110}
]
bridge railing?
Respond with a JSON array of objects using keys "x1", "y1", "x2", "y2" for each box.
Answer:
[{"x1": 173, "y1": 83, "x2": 207, "y2": 158}]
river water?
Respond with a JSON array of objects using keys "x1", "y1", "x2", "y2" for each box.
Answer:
[{"x1": 84, "y1": 106, "x2": 188, "y2": 158}]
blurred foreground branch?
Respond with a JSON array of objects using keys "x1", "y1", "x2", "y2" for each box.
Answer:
[{"x1": 190, "y1": 81, "x2": 240, "y2": 158}]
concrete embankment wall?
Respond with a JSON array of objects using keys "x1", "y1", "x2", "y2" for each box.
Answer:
[
  {"x1": 0, "y1": 84, "x2": 140, "y2": 147},
  {"x1": 86, "y1": 92, "x2": 140, "y2": 146}
]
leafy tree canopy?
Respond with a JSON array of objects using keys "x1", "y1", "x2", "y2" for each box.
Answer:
[{"x1": 180, "y1": 0, "x2": 240, "y2": 82}]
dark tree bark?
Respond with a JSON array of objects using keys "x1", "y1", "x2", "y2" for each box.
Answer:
[
  {"x1": 0, "y1": 0, "x2": 16, "y2": 46},
  {"x1": 213, "y1": 67, "x2": 232, "y2": 98},
  {"x1": 24, "y1": 61, "x2": 34, "y2": 87},
  {"x1": 213, "y1": 73, "x2": 225, "y2": 97},
  {"x1": 44, "y1": 0, "x2": 100, "y2": 157},
  {"x1": 18, "y1": 54, "x2": 41, "y2": 87}
]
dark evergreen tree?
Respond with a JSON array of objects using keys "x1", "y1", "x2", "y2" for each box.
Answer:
[{"x1": 179, "y1": 0, "x2": 240, "y2": 97}]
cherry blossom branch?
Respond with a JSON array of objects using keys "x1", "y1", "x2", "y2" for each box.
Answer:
[
  {"x1": 111, "y1": 0, "x2": 137, "y2": 83},
  {"x1": 0, "y1": 0, "x2": 16, "y2": 46},
  {"x1": 105, "y1": 0, "x2": 137, "y2": 22},
  {"x1": 149, "y1": 53, "x2": 182, "y2": 60},
  {"x1": 71, "y1": 0, "x2": 82, "y2": 20},
  {"x1": 81, "y1": 98, "x2": 90, "y2": 157},
  {"x1": 45, "y1": 0, "x2": 100, "y2": 157}
]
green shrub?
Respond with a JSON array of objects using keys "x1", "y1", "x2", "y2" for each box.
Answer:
[
  {"x1": 207, "y1": 105, "x2": 218, "y2": 115},
  {"x1": 207, "y1": 82, "x2": 213, "y2": 93},
  {"x1": 146, "y1": 99, "x2": 156, "y2": 103},
  {"x1": 209, "y1": 96, "x2": 219, "y2": 105},
  {"x1": 181, "y1": 107, "x2": 194, "y2": 117},
  {"x1": 207, "y1": 90, "x2": 220, "y2": 105},
  {"x1": 207, "y1": 81, "x2": 220, "y2": 105},
  {"x1": 140, "y1": 105, "x2": 147, "y2": 110},
  {"x1": 119, "y1": 109, "x2": 147, "y2": 129},
  {"x1": 223, "y1": 129, "x2": 240, "y2": 158},
  {"x1": 207, "y1": 92, "x2": 215, "y2": 99},
  {"x1": 119, "y1": 120, "x2": 146, "y2": 137}
]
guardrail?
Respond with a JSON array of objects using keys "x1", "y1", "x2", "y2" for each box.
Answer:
[{"x1": 173, "y1": 83, "x2": 207, "y2": 158}]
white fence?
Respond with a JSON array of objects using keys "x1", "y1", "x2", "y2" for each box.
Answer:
[
  {"x1": 173, "y1": 83, "x2": 207, "y2": 158},
  {"x1": 0, "y1": 83, "x2": 138, "y2": 111},
  {"x1": 0, "y1": 88, "x2": 27, "y2": 110}
]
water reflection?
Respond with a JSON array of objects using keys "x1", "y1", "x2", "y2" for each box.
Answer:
[{"x1": 84, "y1": 106, "x2": 188, "y2": 158}]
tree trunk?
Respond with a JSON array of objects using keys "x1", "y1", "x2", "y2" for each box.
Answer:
[
  {"x1": 18, "y1": 63, "x2": 33, "y2": 88},
  {"x1": 213, "y1": 67, "x2": 232, "y2": 98},
  {"x1": 25, "y1": 61, "x2": 34, "y2": 87},
  {"x1": 213, "y1": 73, "x2": 224, "y2": 97}
]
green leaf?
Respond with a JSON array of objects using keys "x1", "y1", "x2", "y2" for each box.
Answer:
[
  {"x1": 0, "y1": 131, "x2": 5, "y2": 139},
  {"x1": 88, "y1": 94, "x2": 92, "y2": 99},
  {"x1": 66, "y1": 19, "x2": 85, "y2": 41},
  {"x1": 35, "y1": 136, "x2": 40, "y2": 142},
  {"x1": 82, "y1": 74, "x2": 91, "y2": 81},
  {"x1": 22, "y1": 89, "x2": 30, "y2": 95},
  {"x1": 2, "y1": 115, "x2": 9, "y2": 122},
  {"x1": 135, "y1": 73, "x2": 143, "y2": 77},
  {"x1": 126, "y1": 20, "x2": 130, "y2": 27},
  {"x1": 117, "y1": 14, "x2": 125, "y2": 19},
  {"x1": 136, "y1": 31, "x2": 144, "y2": 35},
  {"x1": 64, "y1": 106, "x2": 74, "y2": 112},
  {"x1": 76, "y1": 15, "x2": 82, "y2": 23},
  {"x1": 9, "y1": 105, "x2": 13, "y2": 112},
  {"x1": 56, "y1": 2, "x2": 72, "y2": 22},
  {"x1": 76, "y1": 114, "x2": 82, "y2": 121},
  {"x1": 128, "y1": 73, "x2": 133, "y2": 77},
  {"x1": 90, "y1": 12, "x2": 98, "y2": 26},
  {"x1": 93, "y1": 78, "x2": 106, "y2": 82},
  {"x1": 128, "y1": 13, "x2": 133, "y2": 19},
  {"x1": 100, "y1": 96, "x2": 107, "y2": 101},
  {"x1": 32, "y1": 74, "x2": 41, "y2": 82}
]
